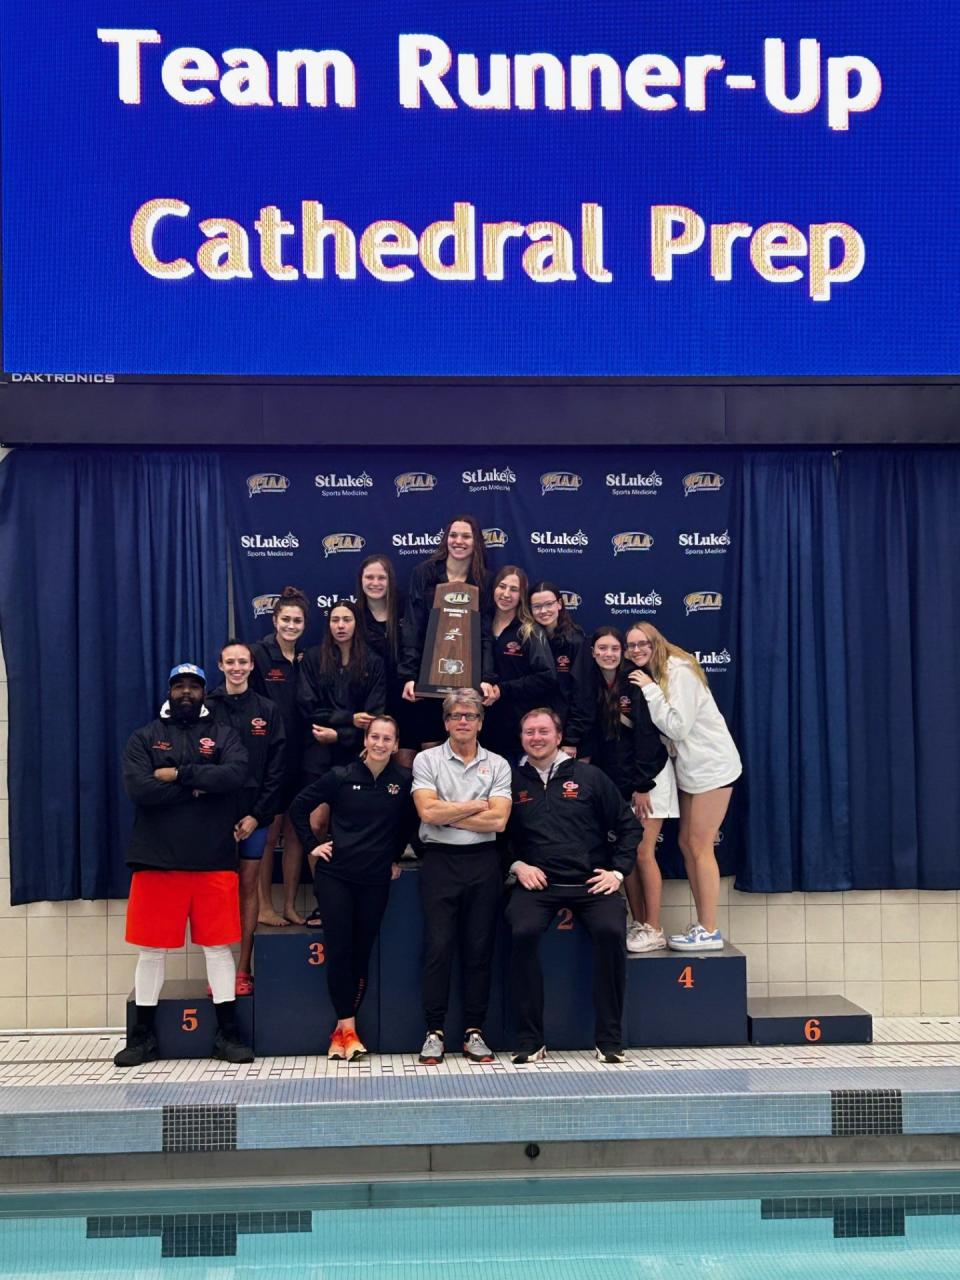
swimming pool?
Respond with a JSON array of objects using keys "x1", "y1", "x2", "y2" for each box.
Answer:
[{"x1": 3, "y1": 1170, "x2": 960, "y2": 1277}]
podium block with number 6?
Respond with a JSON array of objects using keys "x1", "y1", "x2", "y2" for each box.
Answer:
[
  {"x1": 253, "y1": 924, "x2": 380, "y2": 1056},
  {"x1": 125, "y1": 980, "x2": 253, "y2": 1058}
]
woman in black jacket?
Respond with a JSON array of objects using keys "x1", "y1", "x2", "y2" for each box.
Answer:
[
  {"x1": 527, "y1": 580, "x2": 591, "y2": 753},
  {"x1": 398, "y1": 514, "x2": 499, "y2": 747},
  {"x1": 207, "y1": 641, "x2": 286, "y2": 994},
  {"x1": 355, "y1": 553, "x2": 415, "y2": 767},
  {"x1": 482, "y1": 565, "x2": 557, "y2": 761}
]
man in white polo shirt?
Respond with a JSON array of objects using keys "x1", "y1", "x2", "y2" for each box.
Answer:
[{"x1": 412, "y1": 689, "x2": 512, "y2": 1065}]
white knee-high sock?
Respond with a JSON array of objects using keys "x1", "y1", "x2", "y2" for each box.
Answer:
[
  {"x1": 203, "y1": 945, "x2": 236, "y2": 1004},
  {"x1": 134, "y1": 947, "x2": 167, "y2": 1006}
]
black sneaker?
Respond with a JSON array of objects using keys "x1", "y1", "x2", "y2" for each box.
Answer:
[
  {"x1": 595, "y1": 1046, "x2": 626, "y2": 1064},
  {"x1": 213, "y1": 1030, "x2": 255, "y2": 1064},
  {"x1": 113, "y1": 1028, "x2": 160, "y2": 1068},
  {"x1": 511, "y1": 1046, "x2": 547, "y2": 1065}
]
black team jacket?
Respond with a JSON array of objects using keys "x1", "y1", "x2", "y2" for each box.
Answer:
[{"x1": 206, "y1": 685, "x2": 287, "y2": 828}]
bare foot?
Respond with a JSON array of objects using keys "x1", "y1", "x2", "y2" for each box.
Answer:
[
  {"x1": 258, "y1": 908, "x2": 288, "y2": 927},
  {"x1": 284, "y1": 907, "x2": 306, "y2": 926}
]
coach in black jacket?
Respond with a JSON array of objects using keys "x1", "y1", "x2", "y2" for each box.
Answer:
[{"x1": 505, "y1": 707, "x2": 641, "y2": 1065}]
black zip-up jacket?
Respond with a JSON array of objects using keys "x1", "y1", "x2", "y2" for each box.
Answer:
[
  {"x1": 397, "y1": 561, "x2": 496, "y2": 684},
  {"x1": 297, "y1": 648, "x2": 386, "y2": 772},
  {"x1": 288, "y1": 758, "x2": 416, "y2": 885},
  {"x1": 545, "y1": 626, "x2": 591, "y2": 747},
  {"x1": 507, "y1": 756, "x2": 641, "y2": 882},
  {"x1": 122, "y1": 705, "x2": 248, "y2": 872},
  {"x1": 482, "y1": 618, "x2": 557, "y2": 755},
  {"x1": 249, "y1": 634, "x2": 303, "y2": 759},
  {"x1": 206, "y1": 685, "x2": 286, "y2": 827},
  {"x1": 587, "y1": 666, "x2": 667, "y2": 796}
]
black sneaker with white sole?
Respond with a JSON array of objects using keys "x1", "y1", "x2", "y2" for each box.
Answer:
[
  {"x1": 595, "y1": 1046, "x2": 626, "y2": 1064},
  {"x1": 511, "y1": 1046, "x2": 547, "y2": 1065}
]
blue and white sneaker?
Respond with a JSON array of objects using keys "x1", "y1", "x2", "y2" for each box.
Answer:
[{"x1": 667, "y1": 922, "x2": 724, "y2": 952}]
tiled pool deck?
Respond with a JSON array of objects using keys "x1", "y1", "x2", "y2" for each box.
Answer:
[{"x1": 2, "y1": 1019, "x2": 960, "y2": 1159}]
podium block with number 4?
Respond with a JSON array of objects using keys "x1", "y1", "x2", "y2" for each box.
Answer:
[
  {"x1": 626, "y1": 946, "x2": 748, "y2": 1047},
  {"x1": 125, "y1": 980, "x2": 253, "y2": 1058}
]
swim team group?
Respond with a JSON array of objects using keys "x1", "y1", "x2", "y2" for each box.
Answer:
[{"x1": 115, "y1": 514, "x2": 741, "y2": 1069}]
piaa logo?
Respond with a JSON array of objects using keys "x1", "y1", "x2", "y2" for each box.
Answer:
[
  {"x1": 612, "y1": 531, "x2": 654, "y2": 555},
  {"x1": 252, "y1": 593, "x2": 280, "y2": 617},
  {"x1": 684, "y1": 591, "x2": 723, "y2": 615},
  {"x1": 483, "y1": 527, "x2": 509, "y2": 548},
  {"x1": 322, "y1": 533, "x2": 366, "y2": 558},
  {"x1": 560, "y1": 589, "x2": 582, "y2": 610},
  {"x1": 683, "y1": 471, "x2": 724, "y2": 497},
  {"x1": 540, "y1": 471, "x2": 583, "y2": 495},
  {"x1": 394, "y1": 471, "x2": 437, "y2": 497},
  {"x1": 444, "y1": 590, "x2": 472, "y2": 606},
  {"x1": 247, "y1": 472, "x2": 290, "y2": 498}
]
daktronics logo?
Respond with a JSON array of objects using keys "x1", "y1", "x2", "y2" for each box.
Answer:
[
  {"x1": 540, "y1": 471, "x2": 583, "y2": 495},
  {"x1": 482, "y1": 527, "x2": 508, "y2": 549},
  {"x1": 685, "y1": 591, "x2": 723, "y2": 615},
  {"x1": 679, "y1": 529, "x2": 731, "y2": 555},
  {"x1": 252, "y1": 593, "x2": 280, "y2": 617},
  {"x1": 240, "y1": 532, "x2": 299, "y2": 558},
  {"x1": 695, "y1": 648, "x2": 732, "y2": 673},
  {"x1": 394, "y1": 471, "x2": 437, "y2": 497},
  {"x1": 683, "y1": 471, "x2": 724, "y2": 497},
  {"x1": 560, "y1": 590, "x2": 582, "y2": 610},
  {"x1": 612, "y1": 531, "x2": 654, "y2": 555},
  {"x1": 606, "y1": 470, "x2": 663, "y2": 496},
  {"x1": 392, "y1": 528, "x2": 444, "y2": 555},
  {"x1": 462, "y1": 466, "x2": 516, "y2": 492},
  {"x1": 605, "y1": 590, "x2": 662, "y2": 616},
  {"x1": 530, "y1": 529, "x2": 589, "y2": 554},
  {"x1": 316, "y1": 591, "x2": 357, "y2": 610},
  {"x1": 247, "y1": 472, "x2": 290, "y2": 497},
  {"x1": 322, "y1": 533, "x2": 366, "y2": 557},
  {"x1": 12, "y1": 372, "x2": 116, "y2": 383},
  {"x1": 314, "y1": 470, "x2": 373, "y2": 495}
]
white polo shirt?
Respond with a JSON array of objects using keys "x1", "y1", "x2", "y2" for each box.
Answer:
[{"x1": 412, "y1": 739, "x2": 512, "y2": 846}]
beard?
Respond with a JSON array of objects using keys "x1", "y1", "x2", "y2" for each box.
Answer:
[{"x1": 169, "y1": 699, "x2": 203, "y2": 725}]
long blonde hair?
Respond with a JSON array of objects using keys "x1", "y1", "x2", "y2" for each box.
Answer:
[
  {"x1": 625, "y1": 620, "x2": 709, "y2": 695},
  {"x1": 493, "y1": 564, "x2": 538, "y2": 643}
]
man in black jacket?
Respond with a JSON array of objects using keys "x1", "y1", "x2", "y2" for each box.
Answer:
[
  {"x1": 506, "y1": 707, "x2": 642, "y2": 1065},
  {"x1": 114, "y1": 663, "x2": 253, "y2": 1068}
]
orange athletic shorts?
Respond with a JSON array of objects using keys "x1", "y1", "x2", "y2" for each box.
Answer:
[{"x1": 125, "y1": 869, "x2": 240, "y2": 948}]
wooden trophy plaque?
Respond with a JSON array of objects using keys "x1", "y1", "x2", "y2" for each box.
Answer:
[{"x1": 414, "y1": 582, "x2": 482, "y2": 698}]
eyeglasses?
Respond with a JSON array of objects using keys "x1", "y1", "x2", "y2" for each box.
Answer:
[
  {"x1": 626, "y1": 641, "x2": 653, "y2": 651},
  {"x1": 447, "y1": 712, "x2": 480, "y2": 722}
]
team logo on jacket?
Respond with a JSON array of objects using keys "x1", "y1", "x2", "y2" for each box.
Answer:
[
  {"x1": 682, "y1": 471, "x2": 724, "y2": 497},
  {"x1": 612, "y1": 531, "x2": 654, "y2": 555},
  {"x1": 199, "y1": 737, "x2": 216, "y2": 756},
  {"x1": 252, "y1": 593, "x2": 280, "y2": 617},
  {"x1": 516, "y1": 789, "x2": 532, "y2": 804},
  {"x1": 394, "y1": 471, "x2": 437, "y2": 497},
  {"x1": 250, "y1": 717, "x2": 268, "y2": 736},
  {"x1": 322, "y1": 533, "x2": 365, "y2": 557},
  {"x1": 684, "y1": 591, "x2": 723, "y2": 615},
  {"x1": 247, "y1": 473, "x2": 290, "y2": 497},
  {"x1": 265, "y1": 667, "x2": 287, "y2": 682},
  {"x1": 387, "y1": 783, "x2": 400, "y2": 795},
  {"x1": 540, "y1": 471, "x2": 582, "y2": 495},
  {"x1": 482, "y1": 527, "x2": 509, "y2": 549},
  {"x1": 503, "y1": 641, "x2": 522, "y2": 656},
  {"x1": 152, "y1": 741, "x2": 171, "y2": 751},
  {"x1": 556, "y1": 654, "x2": 570, "y2": 672},
  {"x1": 561, "y1": 780, "x2": 580, "y2": 798},
  {"x1": 618, "y1": 695, "x2": 632, "y2": 710}
]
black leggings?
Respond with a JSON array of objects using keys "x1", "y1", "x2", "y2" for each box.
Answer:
[{"x1": 313, "y1": 872, "x2": 390, "y2": 1020}]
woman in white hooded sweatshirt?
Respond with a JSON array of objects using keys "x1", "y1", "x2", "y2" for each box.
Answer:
[{"x1": 627, "y1": 622, "x2": 741, "y2": 953}]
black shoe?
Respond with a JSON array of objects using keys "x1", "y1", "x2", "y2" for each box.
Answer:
[
  {"x1": 213, "y1": 1029, "x2": 255, "y2": 1064},
  {"x1": 595, "y1": 1046, "x2": 626, "y2": 1064},
  {"x1": 511, "y1": 1046, "x2": 547, "y2": 1065},
  {"x1": 113, "y1": 1028, "x2": 160, "y2": 1068}
]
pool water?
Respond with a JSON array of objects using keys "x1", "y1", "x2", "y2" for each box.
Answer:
[{"x1": 3, "y1": 1171, "x2": 960, "y2": 1277}]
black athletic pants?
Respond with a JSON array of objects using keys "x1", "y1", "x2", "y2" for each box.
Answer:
[
  {"x1": 313, "y1": 872, "x2": 390, "y2": 1020},
  {"x1": 420, "y1": 844, "x2": 502, "y2": 1032},
  {"x1": 506, "y1": 883, "x2": 627, "y2": 1052}
]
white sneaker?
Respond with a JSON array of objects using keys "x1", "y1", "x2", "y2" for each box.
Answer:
[
  {"x1": 667, "y1": 922, "x2": 724, "y2": 952},
  {"x1": 626, "y1": 922, "x2": 667, "y2": 953}
]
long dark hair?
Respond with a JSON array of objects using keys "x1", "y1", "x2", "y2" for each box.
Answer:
[
  {"x1": 356, "y1": 554, "x2": 399, "y2": 660},
  {"x1": 590, "y1": 625, "x2": 626, "y2": 739},
  {"x1": 528, "y1": 580, "x2": 579, "y2": 639},
  {"x1": 428, "y1": 513, "x2": 487, "y2": 585},
  {"x1": 318, "y1": 599, "x2": 370, "y2": 681}
]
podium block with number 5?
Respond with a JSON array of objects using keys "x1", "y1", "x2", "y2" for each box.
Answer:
[
  {"x1": 625, "y1": 946, "x2": 748, "y2": 1047},
  {"x1": 253, "y1": 924, "x2": 380, "y2": 1056},
  {"x1": 125, "y1": 979, "x2": 253, "y2": 1058}
]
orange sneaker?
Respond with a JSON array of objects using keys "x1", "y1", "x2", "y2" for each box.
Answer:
[
  {"x1": 327, "y1": 1028, "x2": 346, "y2": 1060},
  {"x1": 340, "y1": 1029, "x2": 367, "y2": 1062},
  {"x1": 235, "y1": 972, "x2": 254, "y2": 997}
]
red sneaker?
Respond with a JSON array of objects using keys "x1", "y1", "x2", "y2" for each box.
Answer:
[
  {"x1": 235, "y1": 971, "x2": 254, "y2": 997},
  {"x1": 327, "y1": 1028, "x2": 346, "y2": 1060},
  {"x1": 340, "y1": 1029, "x2": 367, "y2": 1062}
]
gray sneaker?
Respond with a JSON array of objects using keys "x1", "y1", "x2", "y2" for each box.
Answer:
[
  {"x1": 418, "y1": 1030, "x2": 445, "y2": 1064},
  {"x1": 462, "y1": 1029, "x2": 495, "y2": 1063}
]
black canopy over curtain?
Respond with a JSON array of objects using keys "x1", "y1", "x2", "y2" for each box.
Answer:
[{"x1": 0, "y1": 450, "x2": 228, "y2": 902}]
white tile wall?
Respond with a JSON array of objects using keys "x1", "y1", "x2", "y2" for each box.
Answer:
[{"x1": 0, "y1": 639, "x2": 957, "y2": 1028}]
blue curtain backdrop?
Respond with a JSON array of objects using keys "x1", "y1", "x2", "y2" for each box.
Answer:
[
  {"x1": 840, "y1": 449, "x2": 960, "y2": 888},
  {"x1": 0, "y1": 450, "x2": 228, "y2": 902},
  {"x1": 734, "y1": 452, "x2": 851, "y2": 891}
]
